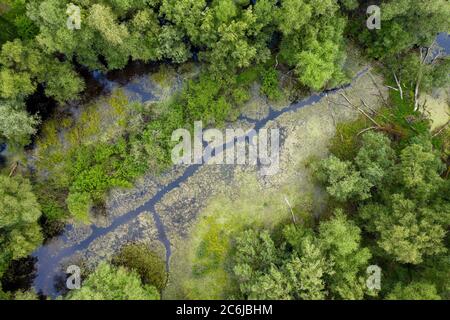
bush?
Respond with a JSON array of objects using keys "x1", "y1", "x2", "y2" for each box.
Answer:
[
  {"x1": 328, "y1": 118, "x2": 369, "y2": 161},
  {"x1": 112, "y1": 243, "x2": 167, "y2": 292},
  {"x1": 261, "y1": 68, "x2": 282, "y2": 101},
  {"x1": 66, "y1": 192, "x2": 92, "y2": 223}
]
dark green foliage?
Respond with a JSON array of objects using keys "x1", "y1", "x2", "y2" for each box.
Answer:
[
  {"x1": 0, "y1": 1, "x2": 38, "y2": 45},
  {"x1": 355, "y1": 0, "x2": 450, "y2": 59},
  {"x1": 318, "y1": 130, "x2": 449, "y2": 265},
  {"x1": 315, "y1": 106, "x2": 449, "y2": 299},
  {"x1": 113, "y1": 243, "x2": 167, "y2": 292}
]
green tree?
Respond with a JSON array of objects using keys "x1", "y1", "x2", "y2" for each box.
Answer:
[
  {"x1": 387, "y1": 282, "x2": 441, "y2": 300},
  {"x1": 233, "y1": 229, "x2": 290, "y2": 300},
  {"x1": 232, "y1": 212, "x2": 370, "y2": 300},
  {"x1": 357, "y1": 0, "x2": 450, "y2": 59},
  {"x1": 66, "y1": 192, "x2": 92, "y2": 223},
  {"x1": 360, "y1": 194, "x2": 447, "y2": 265},
  {"x1": 278, "y1": 0, "x2": 347, "y2": 90},
  {"x1": 65, "y1": 262, "x2": 160, "y2": 300},
  {"x1": 314, "y1": 155, "x2": 372, "y2": 202},
  {"x1": 0, "y1": 99, "x2": 39, "y2": 145},
  {"x1": 317, "y1": 132, "x2": 449, "y2": 265},
  {"x1": 0, "y1": 175, "x2": 42, "y2": 277},
  {"x1": 355, "y1": 131, "x2": 395, "y2": 186},
  {"x1": 0, "y1": 39, "x2": 83, "y2": 102},
  {"x1": 318, "y1": 211, "x2": 371, "y2": 300},
  {"x1": 283, "y1": 227, "x2": 333, "y2": 300}
]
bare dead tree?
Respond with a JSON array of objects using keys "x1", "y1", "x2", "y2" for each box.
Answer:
[
  {"x1": 284, "y1": 195, "x2": 297, "y2": 226},
  {"x1": 340, "y1": 92, "x2": 381, "y2": 127},
  {"x1": 393, "y1": 71, "x2": 403, "y2": 100},
  {"x1": 368, "y1": 71, "x2": 389, "y2": 107},
  {"x1": 414, "y1": 41, "x2": 435, "y2": 111},
  {"x1": 9, "y1": 161, "x2": 18, "y2": 177}
]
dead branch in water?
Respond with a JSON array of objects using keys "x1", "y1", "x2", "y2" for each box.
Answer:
[
  {"x1": 340, "y1": 92, "x2": 381, "y2": 127},
  {"x1": 368, "y1": 71, "x2": 389, "y2": 107},
  {"x1": 337, "y1": 92, "x2": 403, "y2": 138},
  {"x1": 357, "y1": 126, "x2": 379, "y2": 136},
  {"x1": 432, "y1": 120, "x2": 450, "y2": 138},
  {"x1": 9, "y1": 161, "x2": 18, "y2": 177}
]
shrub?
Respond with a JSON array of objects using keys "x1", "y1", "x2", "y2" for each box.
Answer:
[
  {"x1": 66, "y1": 192, "x2": 92, "y2": 223},
  {"x1": 261, "y1": 68, "x2": 282, "y2": 101},
  {"x1": 113, "y1": 243, "x2": 167, "y2": 292}
]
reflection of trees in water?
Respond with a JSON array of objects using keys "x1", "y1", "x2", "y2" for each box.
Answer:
[
  {"x1": 40, "y1": 216, "x2": 66, "y2": 244},
  {"x1": 52, "y1": 271, "x2": 70, "y2": 297},
  {"x1": 0, "y1": 155, "x2": 6, "y2": 169},
  {"x1": 2, "y1": 256, "x2": 37, "y2": 293}
]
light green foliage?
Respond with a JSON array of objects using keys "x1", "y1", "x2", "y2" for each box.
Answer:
[
  {"x1": 283, "y1": 236, "x2": 331, "y2": 300},
  {"x1": 128, "y1": 8, "x2": 161, "y2": 62},
  {"x1": 360, "y1": 194, "x2": 447, "y2": 265},
  {"x1": 278, "y1": 0, "x2": 347, "y2": 90},
  {"x1": 318, "y1": 211, "x2": 371, "y2": 300},
  {"x1": 314, "y1": 155, "x2": 372, "y2": 202},
  {"x1": 0, "y1": 99, "x2": 39, "y2": 145},
  {"x1": 198, "y1": 0, "x2": 270, "y2": 75},
  {"x1": 396, "y1": 140, "x2": 445, "y2": 201},
  {"x1": 387, "y1": 282, "x2": 441, "y2": 300},
  {"x1": 66, "y1": 192, "x2": 92, "y2": 223},
  {"x1": 232, "y1": 211, "x2": 370, "y2": 300},
  {"x1": 233, "y1": 230, "x2": 287, "y2": 299},
  {"x1": 65, "y1": 262, "x2": 160, "y2": 300},
  {"x1": 0, "y1": 175, "x2": 42, "y2": 276},
  {"x1": 260, "y1": 67, "x2": 282, "y2": 101},
  {"x1": 113, "y1": 243, "x2": 167, "y2": 292},
  {"x1": 13, "y1": 290, "x2": 39, "y2": 300},
  {"x1": 361, "y1": 138, "x2": 448, "y2": 264},
  {"x1": 65, "y1": 140, "x2": 146, "y2": 220},
  {"x1": 33, "y1": 95, "x2": 148, "y2": 222},
  {"x1": 0, "y1": 39, "x2": 83, "y2": 102},
  {"x1": 0, "y1": 68, "x2": 34, "y2": 99},
  {"x1": 137, "y1": 72, "x2": 251, "y2": 170},
  {"x1": 182, "y1": 75, "x2": 232, "y2": 125}
]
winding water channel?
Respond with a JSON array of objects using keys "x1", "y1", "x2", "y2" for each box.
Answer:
[
  {"x1": 31, "y1": 65, "x2": 372, "y2": 298},
  {"x1": 27, "y1": 29, "x2": 450, "y2": 300}
]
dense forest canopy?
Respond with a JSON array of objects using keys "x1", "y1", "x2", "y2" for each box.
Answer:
[{"x1": 0, "y1": 0, "x2": 449, "y2": 300}]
